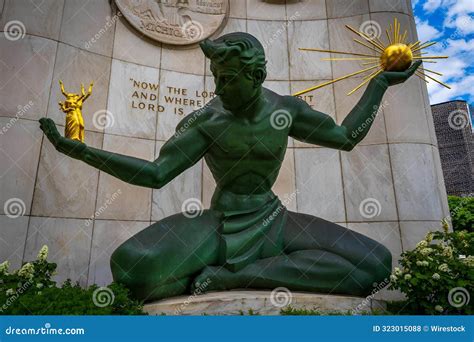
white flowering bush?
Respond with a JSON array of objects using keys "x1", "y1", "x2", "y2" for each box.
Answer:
[{"x1": 389, "y1": 221, "x2": 473, "y2": 315}]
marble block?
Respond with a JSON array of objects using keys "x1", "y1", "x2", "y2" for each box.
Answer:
[
  {"x1": 295, "y1": 148, "x2": 346, "y2": 222},
  {"x1": 0, "y1": 118, "x2": 42, "y2": 217},
  {"x1": 106, "y1": 59, "x2": 159, "y2": 139},
  {"x1": 0, "y1": 35, "x2": 57, "y2": 120},
  {"x1": 95, "y1": 134, "x2": 154, "y2": 221},
  {"x1": 144, "y1": 290, "x2": 386, "y2": 315},
  {"x1": 59, "y1": 0, "x2": 115, "y2": 57},
  {"x1": 0, "y1": 0, "x2": 64, "y2": 40}
]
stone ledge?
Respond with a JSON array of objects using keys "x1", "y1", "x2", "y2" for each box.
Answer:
[{"x1": 144, "y1": 290, "x2": 386, "y2": 315}]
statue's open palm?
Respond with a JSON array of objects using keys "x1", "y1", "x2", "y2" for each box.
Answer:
[{"x1": 379, "y1": 60, "x2": 422, "y2": 86}]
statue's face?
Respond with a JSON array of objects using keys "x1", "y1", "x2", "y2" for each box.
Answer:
[{"x1": 211, "y1": 56, "x2": 260, "y2": 112}]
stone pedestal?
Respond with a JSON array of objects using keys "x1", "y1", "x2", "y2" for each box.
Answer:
[{"x1": 143, "y1": 290, "x2": 386, "y2": 316}]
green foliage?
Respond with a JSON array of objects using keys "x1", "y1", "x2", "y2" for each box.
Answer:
[
  {"x1": 448, "y1": 195, "x2": 474, "y2": 232},
  {"x1": 388, "y1": 222, "x2": 474, "y2": 315},
  {"x1": 0, "y1": 246, "x2": 146, "y2": 315}
]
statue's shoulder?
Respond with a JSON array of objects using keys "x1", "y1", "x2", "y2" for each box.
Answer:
[
  {"x1": 175, "y1": 100, "x2": 218, "y2": 132},
  {"x1": 263, "y1": 87, "x2": 302, "y2": 113}
]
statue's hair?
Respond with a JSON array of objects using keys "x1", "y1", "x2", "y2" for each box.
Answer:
[{"x1": 200, "y1": 32, "x2": 267, "y2": 83}]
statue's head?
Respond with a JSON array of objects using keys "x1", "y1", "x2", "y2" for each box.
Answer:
[{"x1": 200, "y1": 32, "x2": 267, "y2": 111}]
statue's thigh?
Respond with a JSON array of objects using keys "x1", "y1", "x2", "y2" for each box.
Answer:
[
  {"x1": 111, "y1": 210, "x2": 222, "y2": 280},
  {"x1": 283, "y1": 211, "x2": 391, "y2": 269}
]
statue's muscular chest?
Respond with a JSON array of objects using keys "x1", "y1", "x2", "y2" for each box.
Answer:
[{"x1": 205, "y1": 117, "x2": 288, "y2": 161}]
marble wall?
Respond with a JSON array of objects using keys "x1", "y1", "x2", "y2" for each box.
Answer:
[{"x1": 0, "y1": 0, "x2": 449, "y2": 300}]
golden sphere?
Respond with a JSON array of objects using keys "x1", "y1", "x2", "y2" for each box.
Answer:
[{"x1": 380, "y1": 43, "x2": 413, "y2": 72}]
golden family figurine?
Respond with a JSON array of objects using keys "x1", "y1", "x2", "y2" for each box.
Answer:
[{"x1": 58, "y1": 80, "x2": 93, "y2": 143}]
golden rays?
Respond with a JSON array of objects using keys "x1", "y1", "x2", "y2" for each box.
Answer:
[{"x1": 293, "y1": 18, "x2": 450, "y2": 97}]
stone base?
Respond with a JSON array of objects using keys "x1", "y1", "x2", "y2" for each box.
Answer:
[{"x1": 144, "y1": 290, "x2": 386, "y2": 315}]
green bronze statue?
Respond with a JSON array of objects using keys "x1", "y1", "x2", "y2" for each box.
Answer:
[{"x1": 39, "y1": 32, "x2": 421, "y2": 302}]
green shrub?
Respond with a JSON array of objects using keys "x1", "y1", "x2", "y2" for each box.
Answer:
[
  {"x1": 448, "y1": 195, "x2": 474, "y2": 232},
  {"x1": 388, "y1": 221, "x2": 473, "y2": 315},
  {"x1": 0, "y1": 246, "x2": 146, "y2": 315}
]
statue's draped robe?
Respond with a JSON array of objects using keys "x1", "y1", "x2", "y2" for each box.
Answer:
[{"x1": 211, "y1": 189, "x2": 287, "y2": 272}]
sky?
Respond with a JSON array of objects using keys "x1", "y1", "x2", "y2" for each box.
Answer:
[{"x1": 412, "y1": 0, "x2": 474, "y2": 105}]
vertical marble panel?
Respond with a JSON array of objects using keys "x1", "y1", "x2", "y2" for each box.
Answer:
[
  {"x1": 288, "y1": 20, "x2": 331, "y2": 81},
  {"x1": 152, "y1": 142, "x2": 202, "y2": 221},
  {"x1": 96, "y1": 134, "x2": 154, "y2": 221},
  {"x1": 0, "y1": 215, "x2": 28, "y2": 270},
  {"x1": 272, "y1": 148, "x2": 297, "y2": 211},
  {"x1": 106, "y1": 59, "x2": 159, "y2": 139},
  {"x1": 0, "y1": 118, "x2": 42, "y2": 216},
  {"x1": 246, "y1": 0, "x2": 286, "y2": 20},
  {"x1": 48, "y1": 43, "x2": 111, "y2": 133},
  {"x1": 156, "y1": 69, "x2": 205, "y2": 141},
  {"x1": 25, "y1": 217, "x2": 93, "y2": 286},
  {"x1": 229, "y1": 0, "x2": 246, "y2": 19},
  {"x1": 161, "y1": 46, "x2": 205, "y2": 76},
  {"x1": 400, "y1": 221, "x2": 444, "y2": 252},
  {"x1": 383, "y1": 77, "x2": 430, "y2": 144},
  {"x1": 87, "y1": 220, "x2": 149, "y2": 286},
  {"x1": 431, "y1": 146, "x2": 450, "y2": 218},
  {"x1": 113, "y1": 17, "x2": 161, "y2": 68},
  {"x1": 0, "y1": 0, "x2": 64, "y2": 40},
  {"x1": 60, "y1": 0, "x2": 115, "y2": 57},
  {"x1": 290, "y1": 81, "x2": 336, "y2": 148},
  {"x1": 247, "y1": 20, "x2": 289, "y2": 81},
  {"x1": 295, "y1": 148, "x2": 346, "y2": 222},
  {"x1": 333, "y1": 77, "x2": 387, "y2": 146},
  {"x1": 328, "y1": 15, "x2": 373, "y2": 79},
  {"x1": 286, "y1": 0, "x2": 326, "y2": 20},
  {"x1": 390, "y1": 143, "x2": 444, "y2": 221},
  {"x1": 0, "y1": 36, "x2": 57, "y2": 119},
  {"x1": 369, "y1": 0, "x2": 411, "y2": 15},
  {"x1": 342, "y1": 145, "x2": 398, "y2": 222},
  {"x1": 326, "y1": 0, "x2": 370, "y2": 19},
  {"x1": 31, "y1": 131, "x2": 103, "y2": 218}
]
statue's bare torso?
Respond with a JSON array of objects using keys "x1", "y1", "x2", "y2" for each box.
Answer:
[{"x1": 195, "y1": 88, "x2": 289, "y2": 194}]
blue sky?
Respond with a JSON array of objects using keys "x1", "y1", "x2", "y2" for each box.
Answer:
[{"x1": 412, "y1": 0, "x2": 474, "y2": 105}]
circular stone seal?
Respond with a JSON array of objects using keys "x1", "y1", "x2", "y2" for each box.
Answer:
[{"x1": 115, "y1": 0, "x2": 229, "y2": 46}]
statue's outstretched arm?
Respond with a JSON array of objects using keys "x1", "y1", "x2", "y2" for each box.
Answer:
[
  {"x1": 289, "y1": 61, "x2": 421, "y2": 151},
  {"x1": 39, "y1": 117, "x2": 209, "y2": 189}
]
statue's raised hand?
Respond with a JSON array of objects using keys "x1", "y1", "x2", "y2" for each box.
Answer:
[
  {"x1": 377, "y1": 60, "x2": 422, "y2": 87},
  {"x1": 39, "y1": 118, "x2": 86, "y2": 159}
]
